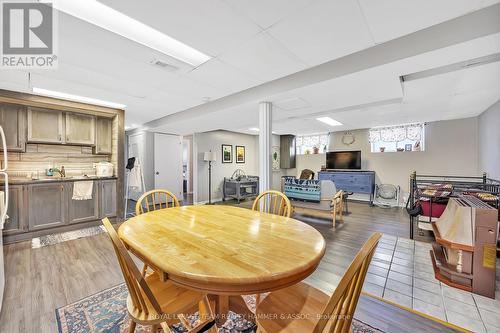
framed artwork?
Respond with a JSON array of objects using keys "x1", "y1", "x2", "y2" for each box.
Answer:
[
  {"x1": 236, "y1": 146, "x2": 245, "y2": 163},
  {"x1": 221, "y1": 144, "x2": 232, "y2": 163},
  {"x1": 272, "y1": 146, "x2": 280, "y2": 170}
]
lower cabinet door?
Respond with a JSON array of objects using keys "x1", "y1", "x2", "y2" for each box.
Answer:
[
  {"x1": 0, "y1": 184, "x2": 26, "y2": 235},
  {"x1": 28, "y1": 183, "x2": 66, "y2": 231},
  {"x1": 100, "y1": 180, "x2": 117, "y2": 218},
  {"x1": 67, "y1": 181, "x2": 99, "y2": 224}
]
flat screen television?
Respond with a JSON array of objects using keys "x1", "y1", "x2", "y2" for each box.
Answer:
[{"x1": 326, "y1": 151, "x2": 361, "y2": 169}]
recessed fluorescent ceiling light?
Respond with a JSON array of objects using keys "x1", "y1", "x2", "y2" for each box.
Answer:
[
  {"x1": 317, "y1": 117, "x2": 343, "y2": 126},
  {"x1": 249, "y1": 127, "x2": 260, "y2": 131},
  {"x1": 51, "y1": 0, "x2": 210, "y2": 66},
  {"x1": 32, "y1": 88, "x2": 127, "y2": 109}
]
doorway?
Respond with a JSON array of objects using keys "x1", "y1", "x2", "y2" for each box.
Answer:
[{"x1": 182, "y1": 135, "x2": 193, "y2": 204}]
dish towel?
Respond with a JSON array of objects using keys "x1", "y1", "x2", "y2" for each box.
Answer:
[
  {"x1": 129, "y1": 163, "x2": 143, "y2": 190},
  {"x1": 72, "y1": 181, "x2": 93, "y2": 200}
]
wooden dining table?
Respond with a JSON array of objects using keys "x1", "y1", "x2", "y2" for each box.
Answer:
[{"x1": 118, "y1": 205, "x2": 326, "y2": 323}]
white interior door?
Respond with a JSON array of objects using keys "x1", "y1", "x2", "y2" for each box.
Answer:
[{"x1": 154, "y1": 133, "x2": 183, "y2": 201}]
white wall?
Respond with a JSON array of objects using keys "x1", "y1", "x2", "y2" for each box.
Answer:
[
  {"x1": 478, "y1": 100, "x2": 500, "y2": 180},
  {"x1": 285, "y1": 118, "x2": 480, "y2": 198},
  {"x1": 194, "y1": 130, "x2": 259, "y2": 203}
]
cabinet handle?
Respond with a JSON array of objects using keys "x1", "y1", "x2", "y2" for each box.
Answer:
[
  {"x1": 66, "y1": 136, "x2": 69, "y2": 142},
  {"x1": 58, "y1": 134, "x2": 62, "y2": 141}
]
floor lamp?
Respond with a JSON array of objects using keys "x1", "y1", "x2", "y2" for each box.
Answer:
[{"x1": 203, "y1": 151, "x2": 216, "y2": 204}]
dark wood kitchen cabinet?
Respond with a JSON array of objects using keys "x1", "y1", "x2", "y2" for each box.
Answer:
[
  {"x1": 94, "y1": 117, "x2": 112, "y2": 154},
  {"x1": 27, "y1": 107, "x2": 64, "y2": 144},
  {"x1": 0, "y1": 184, "x2": 26, "y2": 235},
  {"x1": 65, "y1": 113, "x2": 95, "y2": 145},
  {"x1": 0, "y1": 104, "x2": 26, "y2": 152},
  {"x1": 100, "y1": 179, "x2": 117, "y2": 218},
  {"x1": 67, "y1": 181, "x2": 99, "y2": 224},
  {"x1": 28, "y1": 182, "x2": 66, "y2": 231}
]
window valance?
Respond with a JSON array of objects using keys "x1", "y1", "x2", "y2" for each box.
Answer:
[{"x1": 369, "y1": 123, "x2": 423, "y2": 143}]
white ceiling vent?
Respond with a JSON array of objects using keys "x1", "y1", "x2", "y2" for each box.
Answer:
[{"x1": 150, "y1": 59, "x2": 179, "y2": 72}]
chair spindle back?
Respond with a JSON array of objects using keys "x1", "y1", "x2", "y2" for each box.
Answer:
[
  {"x1": 252, "y1": 190, "x2": 291, "y2": 218},
  {"x1": 313, "y1": 233, "x2": 381, "y2": 333},
  {"x1": 102, "y1": 218, "x2": 163, "y2": 317},
  {"x1": 136, "y1": 189, "x2": 180, "y2": 216}
]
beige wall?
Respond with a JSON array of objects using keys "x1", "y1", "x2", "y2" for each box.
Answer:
[
  {"x1": 478, "y1": 100, "x2": 500, "y2": 180},
  {"x1": 194, "y1": 130, "x2": 259, "y2": 203},
  {"x1": 285, "y1": 117, "x2": 480, "y2": 199}
]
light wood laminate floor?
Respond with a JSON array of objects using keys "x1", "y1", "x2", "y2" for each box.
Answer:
[{"x1": 0, "y1": 202, "x2": 462, "y2": 332}]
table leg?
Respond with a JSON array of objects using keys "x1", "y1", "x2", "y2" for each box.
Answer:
[{"x1": 209, "y1": 295, "x2": 229, "y2": 326}]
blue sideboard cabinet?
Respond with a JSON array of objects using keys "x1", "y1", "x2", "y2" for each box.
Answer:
[{"x1": 318, "y1": 170, "x2": 376, "y2": 205}]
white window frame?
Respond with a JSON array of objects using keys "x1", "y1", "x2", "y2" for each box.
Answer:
[
  {"x1": 369, "y1": 123, "x2": 425, "y2": 153},
  {"x1": 296, "y1": 133, "x2": 329, "y2": 155}
]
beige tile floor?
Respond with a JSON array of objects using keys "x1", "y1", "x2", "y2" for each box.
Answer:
[{"x1": 362, "y1": 234, "x2": 500, "y2": 333}]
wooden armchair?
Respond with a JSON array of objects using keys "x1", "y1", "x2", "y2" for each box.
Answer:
[
  {"x1": 255, "y1": 233, "x2": 381, "y2": 333},
  {"x1": 102, "y1": 218, "x2": 216, "y2": 333}
]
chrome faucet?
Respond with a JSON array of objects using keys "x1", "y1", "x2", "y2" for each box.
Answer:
[{"x1": 52, "y1": 166, "x2": 66, "y2": 178}]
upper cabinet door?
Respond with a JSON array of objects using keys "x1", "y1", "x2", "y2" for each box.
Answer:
[
  {"x1": 27, "y1": 107, "x2": 64, "y2": 144},
  {"x1": 0, "y1": 103, "x2": 26, "y2": 152},
  {"x1": 65, "y1": 113, "x2": 95, "y2": 146},
  {"x1": 94, "y1": 117, "x2": 112, "y2": 154}
]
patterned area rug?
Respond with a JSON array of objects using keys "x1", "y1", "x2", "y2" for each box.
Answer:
[
  {"x1": 56, "y1": 283, "x2": 383, "y2": 333},
  {"x1": 32, "y1": 225, "x2": 105, "y2": 248}
]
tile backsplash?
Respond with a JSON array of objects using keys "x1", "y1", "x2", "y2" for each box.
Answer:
[{"x1": 5, "y1": 143, "x2": 111, "y2": 178}]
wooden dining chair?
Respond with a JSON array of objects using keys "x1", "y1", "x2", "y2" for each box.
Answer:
[
  {"x1": 135, "y1": 189, "x2": 180, "y2": 216},
  {"x1": 251, "y1": 190, "x2": 292, "y2": 306},
  {"x1": 102, "y1": 218, "x2": 216, "y2": 333},
  {"x1": 331, "y1": 190, "x2": 344, "y2": 225},
  {"x1": 255, "y1": 233, "x2": 382, "y2": 333},
  {"x1": 252, "y1": 190, "x2": 292, "y2": 218},
  {"x1": 135, "y1": 189, "x2": 181, "y2": 276}
]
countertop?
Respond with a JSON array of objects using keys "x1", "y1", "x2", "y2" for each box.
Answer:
[{"x1": 4, "y1": 176, "x2": 118, "y2": 185}]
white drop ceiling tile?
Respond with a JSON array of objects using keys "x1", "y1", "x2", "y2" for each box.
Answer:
[
  {"x1": 267, "y1": 0, "x2": 374, "y2": 66},
  {"x1": 480, "y1": 0, "x2": 500, "y2": 7},
  {"x1": 186, "y1": 58, "x2": 262, "y2": 97},
  {"x1": 391, "y1": 33, "x2": 500, "y2": 77},
  {"x1": 358, "y1": 0, "x2": 483, "y2": 44},
  {"x1": 403, "y1": 72, "x2": 459, "y2": 102},
  {"x1": 454, "y1": 62, "x2": 500, "y2": 94},
  {"x1": 99, "y1": 0, "x2": 262, "y2": 56},
  {"x1": 218, "y1": 32, "x2": 308, "y2": 82},
  {"x1": 273, "y1": 97, "x2": 310, "y2": 110},
  {"x1": 448, "y1": 89, "x2": 500, "y2": 117},
  {"x1": 223, "y1": 0, "x2": 315, "y2": 29},
  {"x1": 58, "y1": 11, "x2": 194, "y2": 74},
  {"x1": 276, "y1": 69, "x2": 403, "y2": 117}
]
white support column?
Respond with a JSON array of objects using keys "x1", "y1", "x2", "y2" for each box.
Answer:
[{"x1": 259, "y1": 102, "x2": 272, "y2": 192}]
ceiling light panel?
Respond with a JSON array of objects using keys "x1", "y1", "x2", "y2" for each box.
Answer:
[
  {"x1": 51, "y1": 0, "x2": 211, "y2": 66},
  {"x1": 316, "y1": 117, "x2": 343, "y2": 126},
  {"x1": 32, "y1": 87, "x2": 127, "y2": 109}
]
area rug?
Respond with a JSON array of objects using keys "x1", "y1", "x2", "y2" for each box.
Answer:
[
  {"x1": 56, "y1": 283, "x2": 383, "y2": 333},
  {"x1": 32, "y1": 225, "x2": 105, "y2": 248}
]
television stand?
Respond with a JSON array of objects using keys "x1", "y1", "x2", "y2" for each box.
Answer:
[{"x1": 318, "y1": 170, "x2": 375, "y2": 205}]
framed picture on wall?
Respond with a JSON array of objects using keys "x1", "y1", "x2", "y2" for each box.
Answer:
[
  {"x1": 236, "y1": 146, "x2": 245, "y2": 163},
  {"x1": 272, "y1": 146, "x2": 280, "y2": 170},
  {"x1": 222, "y1": 144, "x2": 232, "y2": 163}
]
